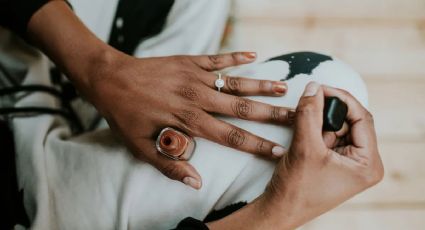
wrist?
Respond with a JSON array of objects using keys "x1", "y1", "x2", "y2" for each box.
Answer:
[
  {"x1": 26, "y1": 0, "x2": 126, "y2": 99},
  {"x1": 255, "y1": 193, "x2": 302, "y2": 230},
  {"x1": 207, "y1": 194, "x2": 301, "y2": 230},
  {"x1": 68, "y1": 45, "x2": 122, "y2": 96}
]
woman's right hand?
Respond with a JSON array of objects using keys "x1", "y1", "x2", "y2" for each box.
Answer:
[{"x1": 207, "y1": 82, "x2": 384, "y2": 229}]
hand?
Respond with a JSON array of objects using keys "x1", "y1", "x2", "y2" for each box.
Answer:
[
  {"x1": 207, "y1": 82, "x2": 384, "y2": 229},
  {"x1": 27, "y1": 1, "x2": 294, "y2": 189},
  {"x1": 85, "y1": 51, "x2": 294, "y2": 189}
]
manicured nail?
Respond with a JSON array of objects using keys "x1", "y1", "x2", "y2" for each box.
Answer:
[
  {"x1": 303, "y1": 81, "x2": 320, "y2": 97},
  {"x1": 183, "y1": 177, "x2": 201, "y2": 190},
  {"x1": 241, "y1": 52, "x2": 257, "y2": 62},
  {"x1": 272, "y1": 146, "x2": 286, "y2": 157},
  {"x1": 272, "y1": 81, "x2": 287, "y2": 95}
]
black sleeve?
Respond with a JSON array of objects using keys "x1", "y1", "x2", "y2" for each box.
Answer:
[
  {"x1": 173, "y1": 217, "x2": 209, "y2": 230},
  {"x1": 173, "y1": 202, "x2": 248, "y2": 230},
  {"x1": 0, "y1": 0, "x2": 50, "y2": 38}
]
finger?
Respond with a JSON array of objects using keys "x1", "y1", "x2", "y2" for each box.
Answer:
[
  {"x1": 201, "y1": 72, "x2": 288, "y2": 96},
  {"x1": 189, "y1": 112, "x2": 287, "y2": 159},
  {"x1": 203, "y1": 89, "x2": 295, "y2": 125},
  {"x1": 190, "y1": 52, "x2": 257, "y2": 71},
  {"x1": 293, "y1": 81, "x2": 325, "y2": 145},
  {"x1": 134, "y1": 138, "x2": 202, "y2": 190},
  {"x1": 322, "y1": 86, "x2": 376, "y2": 149},
  {"x1": 322, "y1": 122, "x2": 350, "y2": 148}
]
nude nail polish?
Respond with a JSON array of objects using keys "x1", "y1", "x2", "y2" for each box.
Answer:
[
  {"x1": 156, "y1": 128, "x2": 196, "y2": 160},
  {"x1": 272, "y1": 146, "x2": 286, "y2": 157},
  {"x1": 303, "y1": 81, "x2": 320, "y2": 97},
  {"x1": 183, "y1": 177, "x2": 201, "y2": 190},
  {"x1": 272, "y1": 82, "x2": 287, "y2": 95},
  {"x1": 241, "y1": 52, "x2": 257, "y2": 61}
]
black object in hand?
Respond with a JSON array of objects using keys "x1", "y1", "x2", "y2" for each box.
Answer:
[{"x1": 323, "y1": 97, "x2": 348, "y2": 131}]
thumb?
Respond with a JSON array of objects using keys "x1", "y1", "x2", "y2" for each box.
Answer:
[{"x1": 293, "y1": 81, "x2": 325, "y2": 143}]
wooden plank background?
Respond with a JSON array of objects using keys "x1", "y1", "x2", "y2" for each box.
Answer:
[{"x1": 227, "y1": 0, "x2": 425, "y2": 229}]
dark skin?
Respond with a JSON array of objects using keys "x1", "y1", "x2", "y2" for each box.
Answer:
[{"x1": 27, "y1": 0, "x2": 294, "y2": 189}]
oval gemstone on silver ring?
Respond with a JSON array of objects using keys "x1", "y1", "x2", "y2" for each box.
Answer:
[
  {"x1": 156, "y1": 127, "x2": 196, "y2": 161},
  {"x1": 215, "y1": 72, "x2": 225, "y2": 92}
]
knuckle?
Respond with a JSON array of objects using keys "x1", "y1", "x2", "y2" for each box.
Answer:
[
  {"x1": 207, "y1": 55, "x2": 222, "y2": 69},
  {"x1": 375, "y1": 163, "x2": 385, "y2": 183},
  {"x1": 320, "y1": 150, "x2": 334, "y2": 168},
  {"x1": 362, "y1": 167, "x2": 384, "y2": 186},
  {"x1": 296, "y1": 102, "x2": 318, "y2": 115},
  {"x1": 170, "y1": 56, "x2": 190, "y2": 68},
  {"x1": 372, "y1": 167, "x2": 385, "y2": 184},
  {"x1": 226, "y1": 76, "x2": 242, "y2": 94},
  {"x1": 255, "y1": 139, "x2": 271, "y2": 155},
  {"x1": 231, "y1": 98, "x2": 252, "y2": 118},
  {"x1": 259, "y1": 80, "x2": 271, "y2": 92},
  {"x1": 231, "y1": 52, "x2": 241, "y2": 62},
  {"x1": 269, "y1": 106, "x2": 286, "y2": 122},
  {"x1": 201, "y1": 92, "x2": 217, "y2": 111},
  {"x1": 368, "y1": 159, "x2": 385, "y2": 185},
  {"x1": 161, "y1": 163, "x2": 182, "y2": 180},
  {"x1": 256, "y1": 140, "x2": 266, "y2": 154},
  {"x1": 339, "y1": 88, "x2": 352, "y2": 98},
  {"x1": 364, "y1": 110, "x2": 375, "y2": 124},
  {"x1": 174, "y1": 109, "x2": 200, "y2": 131},
  {"x1": 356, "y1": 158, "x2": 384, "y2": 186},
  {"x1": 179, "y1": 86, "x2": 200, "y2": 101},
  {"x1": 178, "y1": 69, "x2": 198, "y2": 81},
  {"x1": 225, "y1": 127, "x2": 247, "y2": 147}
]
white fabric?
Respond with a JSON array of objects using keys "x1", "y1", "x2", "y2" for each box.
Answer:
[
  {"x1": 5, "y1": 1, "x2": 368, "y2": 229},
  {"x1": 69, "y1": 0, "x2": 230, "y2": 56}
]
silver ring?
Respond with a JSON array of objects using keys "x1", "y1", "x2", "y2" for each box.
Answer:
[
  {"x1": 156, "y1": 127, "x2": 196, "y2": 161},
  {"x1": 215, "y1": 72, "x2": 225, "y2": 92}
]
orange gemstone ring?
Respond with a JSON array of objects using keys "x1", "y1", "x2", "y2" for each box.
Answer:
[{"x1": 156, "y1": 127, "x2": 196, "y2": 161}]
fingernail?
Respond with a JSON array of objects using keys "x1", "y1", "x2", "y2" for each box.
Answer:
[
  {"x1": 272, "y1": 146, "x2": 286, "y2": 157},
  {"x1": 303, "y1": 81, "x2": 320, "y2": 97},
  {"x1": 241, "y1": 52, "x2": 257, "y2": 62},
  {"x1": 183, "y1": 177, "x2": 201, "y2": 190},
  {"x1": 272, "y1": 81, "x2": 287, "y2": 95}
]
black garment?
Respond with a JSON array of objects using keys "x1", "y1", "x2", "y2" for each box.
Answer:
[
  {"x1": 174, "y1": 218, "x2": 210, "y2": 230},
  {"x1": 108, "y1": 0, "x2": 174, "y2": 55},
  {"x1": 0, "y1": 0, "x2": 48, "y2": 38},
  {"x1": 0, "y1": 121, "x2": 29, "y2": 229},
  {"x1": 173, "y1": 202, "x2": 248, "y2": 230},
  {"x1": 0, "y1": 0, "x2": 174, "y2": 56}
]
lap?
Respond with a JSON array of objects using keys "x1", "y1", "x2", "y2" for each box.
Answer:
[{"x1": 17, "y1": 52, "x2": 367, "y2": 229}]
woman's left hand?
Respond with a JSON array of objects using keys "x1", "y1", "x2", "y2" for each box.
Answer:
[
  {"x1": 80, "y1": 51, "x2": 294, "y2": 189},
  {"x1": 27, "y1": 1, "x2": 295, "y2": 189}
]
